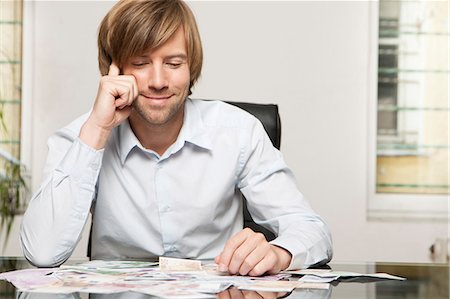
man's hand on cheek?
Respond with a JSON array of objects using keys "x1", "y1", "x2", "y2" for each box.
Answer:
[
  {"x1": 81, "y1": 62, "x2": 138, "y2": 150},
  {"x1": 215, "y1": 228, "x2": 292, "y2": 277},
  {"x1": 91, "y1": 62, "x2": 138, "y2": 130}
]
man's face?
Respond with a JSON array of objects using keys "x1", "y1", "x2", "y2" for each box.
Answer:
[{"x1": 122, "y1": 27, "x2": 190, "y2": 127}]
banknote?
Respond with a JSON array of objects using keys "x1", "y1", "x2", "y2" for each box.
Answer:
[
  {"x1": 285, "y1": 269, "x2": 406, "y2": 281},
  {"x1": 298, "y1": 274, "x2": 336, "y2": 283},
  {"x1": 297, "y1": 282, "x2": 330, "y2": 290},
  {"x1": 283, "y1": 269, "x2": 332, "y2": 276},
  {"x1": 0, "y1": 268, "x2": 58, "y2": 290},
  {"x1": 159, "y1": 257, "x2": 203, "y2": 272},
  {"x1": 60, "y1": 260, "x2": 158, "y2": 274}
]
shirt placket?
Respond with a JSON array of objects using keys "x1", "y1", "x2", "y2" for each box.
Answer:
[{"x1": 154, "y1": 158, "x2": 178, "y2": 256}]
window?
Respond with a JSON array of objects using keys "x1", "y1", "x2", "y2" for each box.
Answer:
[
  {"x1": 0, "y1": 0, "x2": 25, "y2": 234},
  {"x1": 369, "y1": 0, "x2": 449, "y2": 219}
]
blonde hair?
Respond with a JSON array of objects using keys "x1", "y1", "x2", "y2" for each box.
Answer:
[{"x1": 98, "y1": 0, "x2": 203, "y2": 94}]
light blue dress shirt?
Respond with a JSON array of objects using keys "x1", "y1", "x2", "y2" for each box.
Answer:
[{"x1": 20, "y1": 99, "x2": 332, "y2": 269}]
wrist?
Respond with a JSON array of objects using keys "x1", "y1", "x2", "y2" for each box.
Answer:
[{"x1": 80, "y1": 117, "x2": 112, "y2": 150}]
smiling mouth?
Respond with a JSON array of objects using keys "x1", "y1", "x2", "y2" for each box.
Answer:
[{"x1": 141, "y1": 94, "x2": 173, "y2": 100}]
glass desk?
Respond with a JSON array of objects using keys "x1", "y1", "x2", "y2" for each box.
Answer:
[{"x1": 1, "y1": 257, "x2": 449, "y2": 299}]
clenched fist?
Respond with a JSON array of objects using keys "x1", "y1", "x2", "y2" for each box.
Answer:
[{"x1": 215, "y1": 228, "x2": 292, "y2": 277}]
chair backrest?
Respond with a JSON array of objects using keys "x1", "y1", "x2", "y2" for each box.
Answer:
[
  {"x1": 226, "y1": 101, "x2": 281, "y2": 150},
  {"x1": 225, "y1": 101, "x2": 281, "y2": 241}
]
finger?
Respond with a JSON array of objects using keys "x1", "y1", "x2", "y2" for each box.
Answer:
[
  {"x1": 248, "y1": 251, "x2": 278, "y2": 277},
  {"x1": 228, "y1": 232, "x2": 266, "y2": 275},
  {"x1": 237, "y1": 241, "x2": 271, "y2": 276},
  {"x1": 115, "y1": 106, "x2": 132, "y2": 122},
  {"x1": 116, "y1": 104, "x2": 132, "y2": 114},
  {"x1": 217, "y1": 228, "x2": 254, "y2": 272},
  {"x1": 108, "y1": 62, "x2": 120, "y2": 76},
  {"x1": 112, "y1": 75, "x2": 138, "y2": 104},
  {"x1": 109, "y1": 82, "x2": 132, "y2": 104},
  {"x1": 115, "y1": 96, "x2": 129, "y2": 109}
]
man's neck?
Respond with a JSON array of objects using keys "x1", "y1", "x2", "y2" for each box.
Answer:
[{"x1": 128, "y1": 108, "x2": 185, "y2": 157}]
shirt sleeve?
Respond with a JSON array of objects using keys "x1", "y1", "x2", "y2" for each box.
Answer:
[
  {"x1": 236, "y1": 118, "x2": 333, "y2": 270},
  {"x1": 20, "y1": 121, "x2": 104, "y2": 267}
]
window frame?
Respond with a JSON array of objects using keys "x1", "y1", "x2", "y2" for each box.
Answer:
[
  {"x1": 19, "y1": 0, "x2": 32, "y2": 201},
  {"x1": 367, "y1": 2, "x2": 449, "y2": 221}
]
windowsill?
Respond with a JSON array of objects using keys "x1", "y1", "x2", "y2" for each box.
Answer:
[
  {"x1": 377, "y1": 149, "x2": 429, "y2": 156},
  {"x1": 367, "y1": 193, "x2": 449, "y2": 222}
]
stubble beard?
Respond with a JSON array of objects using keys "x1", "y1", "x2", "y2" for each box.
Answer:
[{"x1": 132, "y1": 88, "x2": 189, "y2": 127}]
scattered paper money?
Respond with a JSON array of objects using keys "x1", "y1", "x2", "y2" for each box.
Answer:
[
  {"x1": 284, "y1": 269, "x2": 332, "y2": 276},
  {"x1": 0, "y1": 259, "x2": 406, "y2": 297},
  {"x1": 59, "y1": 260, "x2": 159, "y2": 275},
  {"x1": 285, "y1": 269, "x2": 406, "y2": 281},
  {"x1": 0, "y1": 268, "x2": 57, "y2": 290},
  {"x1": 159, "y1": 257, "x2": 203, "y2": 272},
  {"x1": 298, "y1": 275, "x2": 336, "y2": 283}
]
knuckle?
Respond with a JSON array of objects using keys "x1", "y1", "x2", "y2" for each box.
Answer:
[
  {"x1": 233, "y1": 250, "x2": 245, "y2": 262},
  {"x1": 225, "y1": 239, "x2": 236, "y2": 249},
  {"x1": 243, "y1": 227, "x2": 253, "y2": 234},
  {"x1": 255, "y1": 232, "x2": 265, "y2": 242}
]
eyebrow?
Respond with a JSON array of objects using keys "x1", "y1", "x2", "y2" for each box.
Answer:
[{"x1": 165, "y1": 54, "x2": 187, "y2": 60}]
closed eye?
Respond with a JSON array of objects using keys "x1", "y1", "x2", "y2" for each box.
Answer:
[
  {"x1": 166, "y1": 62, "x2": 183, "y2": 68},
  {"x1": 132, "y1": 62, "x2": 148, "y2": 67}
]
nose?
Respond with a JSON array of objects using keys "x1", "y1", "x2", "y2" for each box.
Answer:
[{"x1": 148, "y1": 64, "x2": 168, "y2": 90}]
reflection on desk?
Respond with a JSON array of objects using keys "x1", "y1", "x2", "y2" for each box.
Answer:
[
  {"x1": 17, "y1": 288, "x2": 331, "y2": 299},
  {"x1": 1, "y1": 257, "x2": 449, "y2": 299}
]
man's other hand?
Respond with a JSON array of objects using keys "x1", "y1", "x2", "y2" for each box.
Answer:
[
  {"x1": 215, "y1": 228, "x2": 292, "y2": 276},
  {"x1": 80, "y1": 62, "x2": 138, "y2": 149}
]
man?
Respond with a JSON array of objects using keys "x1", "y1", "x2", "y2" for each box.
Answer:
[{"x1": 20, "y1": 0, "x2": 332, "y2": 276}]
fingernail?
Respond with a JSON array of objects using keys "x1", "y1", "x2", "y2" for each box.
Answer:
[{"x1": 219, "y1": 263, "x2": 228, "y2": 272}]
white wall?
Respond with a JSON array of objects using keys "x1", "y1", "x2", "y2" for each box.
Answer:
[{"x1": 1, "y1": 1, "x2": 448, "y2": 263}]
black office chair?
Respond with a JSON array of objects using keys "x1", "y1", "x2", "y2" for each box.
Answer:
[
  {"x1": 88, "y1": 100, "x2": 281, "y2": 257},
  {"x1": 225, "y1": 101, "x2": 281, "y2": 242}
]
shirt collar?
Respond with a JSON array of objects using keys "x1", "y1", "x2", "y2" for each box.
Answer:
[
  {"x1": 177, "y1": 98, "x2": 212, "y2": 151},
  {"x1": 118, "y1": 98, "x2": 212, "y2": 164},
  {"x1": 118, "y1": 119, "x2": 141, "y2": 164}
]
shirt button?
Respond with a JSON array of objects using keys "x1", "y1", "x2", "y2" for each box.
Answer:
[{"x1": 162, "y1": 206, "x2": 170, "y2": 213}]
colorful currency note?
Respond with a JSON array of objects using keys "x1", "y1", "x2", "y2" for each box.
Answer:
[{"x1": 159, "y1": 257, "x2": 203, "y2": 272}]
